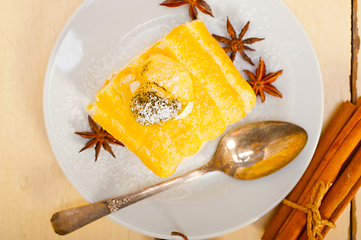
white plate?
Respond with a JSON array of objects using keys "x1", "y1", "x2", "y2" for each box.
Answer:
[{"x1": 43, "y1": 0, "x2": 323, "y2": 239}]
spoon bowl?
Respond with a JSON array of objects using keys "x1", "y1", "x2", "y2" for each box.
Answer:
[
  {"x1": 215, "y1": 121, "x2": 308, "y2": 180},
  {"x1": 51, "y1": 121, "x2": 308, "y2": 235}
]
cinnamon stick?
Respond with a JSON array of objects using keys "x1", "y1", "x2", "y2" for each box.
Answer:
[
  {"x1": 274, "y1": 116, "x2": 361, "y2": 239},
  {"x1": 298, "y1": 144, "x2": 361, "y2": 240},
  {"x1": 321, "y1": 176, "x2": 361, "y2": 238},
  {"x1": 262, "y1": 101, "x2": 357, "y2": 240}
]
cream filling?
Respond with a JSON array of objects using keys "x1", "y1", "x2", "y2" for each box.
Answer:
[
  {"x1": 174, "y1": 101, "x2": 194, "y2": 120},
  {"x1": 130, "y1": 81, "x2": 141, "y2": 93}
]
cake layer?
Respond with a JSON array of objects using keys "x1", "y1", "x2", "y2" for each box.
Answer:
[
  {"x1": 162, "y1": 23, "x2": 252, "y2": 124},
  {"x1": 88, "y1": 20, "x2": 256, "y2": 177}
]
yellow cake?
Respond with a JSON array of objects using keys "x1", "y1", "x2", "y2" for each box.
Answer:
[{"x1": 87, "y1": 20, "x2": 256, "y2": 177}]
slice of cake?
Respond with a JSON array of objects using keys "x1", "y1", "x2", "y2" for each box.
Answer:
[{"x1": 87, "y1": 20, "x2": 256, "y2": 177}]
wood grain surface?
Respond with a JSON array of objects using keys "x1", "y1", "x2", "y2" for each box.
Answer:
[{"x1": 0, "y1": 0, "x2": 355, "y2": 239}]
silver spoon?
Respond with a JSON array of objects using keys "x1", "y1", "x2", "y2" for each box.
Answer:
[{"x1": 51, "y1": 121, "x2": 307, "y2": 235}]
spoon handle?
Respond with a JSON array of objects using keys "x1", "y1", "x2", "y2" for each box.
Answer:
[{"x1": 51, "y1": 163, "x2": 214, "y2": 235}]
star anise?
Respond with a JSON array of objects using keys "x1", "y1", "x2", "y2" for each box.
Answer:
[
  {"x1": 212, "y1": 17, "x2": 264, "y2": 65},
  {"x1": 160, "y1": 0, "x2": 213, "y2": 21},
  {"x1": 171, "y1": 232, "x2": 188, "y2": 240},
  {"x1": 244, "y1": 57, "x2": 283, "y2": 103},
  {"x1": 75, "y1": 115, "x2": 124, "y2": 161},
  {"x1": 155, "y1": 231, "x2": 188, "y2": 240}
]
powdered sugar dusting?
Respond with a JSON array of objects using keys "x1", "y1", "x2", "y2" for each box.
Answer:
[{"x1": 131, "y1": 90, "x2": 181, "y2": 125}]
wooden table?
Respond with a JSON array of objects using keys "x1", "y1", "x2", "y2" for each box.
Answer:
[{"x1": 0, "y1": 0, "x2": 358, "y2": 239}]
